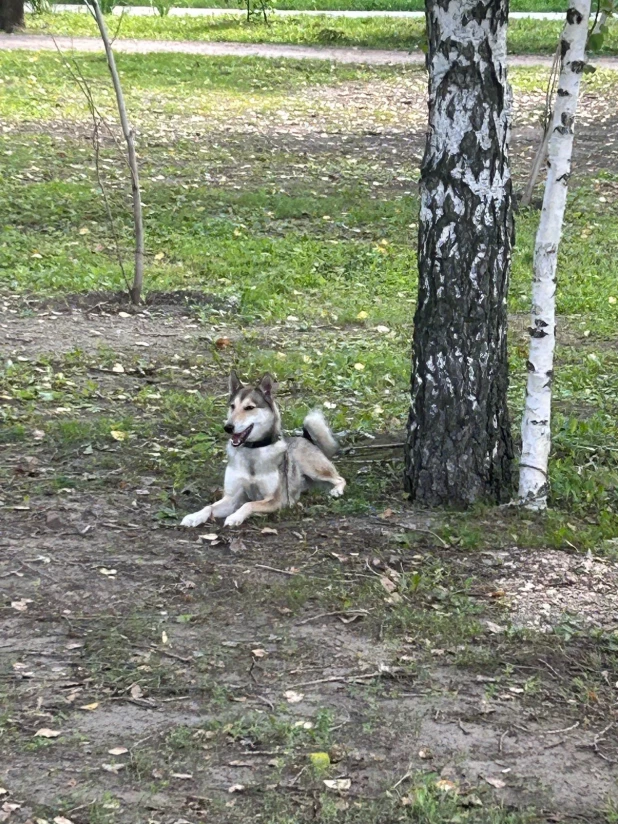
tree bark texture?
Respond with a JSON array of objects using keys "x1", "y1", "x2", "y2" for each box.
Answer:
[
  {"x1": 0, "y1": 0, "x2": 25, "y2": 32},
  {"x1": 404, "y1": 0, "x2": 514, "y2": 507},
  {"x1": 518, "y1": 0, "x2": 591, "y2": 509}
]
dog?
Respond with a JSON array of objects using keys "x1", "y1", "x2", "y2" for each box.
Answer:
[{"x1": 181, "y1": 371, "x2": 346, "y2": 529}]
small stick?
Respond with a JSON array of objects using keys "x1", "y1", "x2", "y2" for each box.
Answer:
[
  {"x1": 544, "y1": 721, "x2": 579, "y2": 735},
  {"x1": 538, "y1": 658, "x2": 562, "y2": 680},
  {"x1": 370, "y1": 518, "x2": 449, "y2": 548},
  {"x1": 297, "y1": 609, "x2": 370, "y2": 625},
  {"x1": 499, "y1": 729, "x2": 510, "y2": 753},
  {"x1": 286, "y1": 671, "x2": 381, "y2": 689},
  {"x1": 391, "y1": 768, "x2": 412, "y2": 790},
  {"x1": 341, "y1": 442, "x2": 405, "y2": 454},
  {"x1": 255, "y1": 564, "x2": 297, "y2": 576}
]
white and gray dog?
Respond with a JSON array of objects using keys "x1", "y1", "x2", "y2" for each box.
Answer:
[{"x1": 181, "y1": 371, "x2": 346, "y2": 528}]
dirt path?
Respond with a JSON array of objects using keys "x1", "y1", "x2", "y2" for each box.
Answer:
[{"x1": 3, "y1": 32, "x2": 618, "y2": 68}]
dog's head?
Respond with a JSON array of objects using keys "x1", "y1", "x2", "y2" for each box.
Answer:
[{"x1": 225, "y1": 371, "x2": 278, "y2": 447}]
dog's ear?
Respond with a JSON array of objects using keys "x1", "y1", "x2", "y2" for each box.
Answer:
[
  {"x1": 229, "y1": 370, "x2": 242, "y2": 397},
  {"x1": 259, "y1": 373, "x2": 276, "y2": 399}
]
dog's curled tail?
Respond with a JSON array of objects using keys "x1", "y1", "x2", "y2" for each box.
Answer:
[{"x1": 302, "y1": 409, "x2": 338, "y2": 459}]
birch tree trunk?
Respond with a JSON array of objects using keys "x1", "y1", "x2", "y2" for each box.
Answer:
[
  {"x1": 518, "y1": 0, "x2": 591, "y2": 509},
  {"x1": 89, "y1": 0, "x2": 145, "y2": 305},
  {"x1": 404, "y1": 0, "x2": 514, "y2": 506}
]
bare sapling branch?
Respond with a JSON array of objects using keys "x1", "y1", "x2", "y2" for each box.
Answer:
[{"x1": 86, "y1": 0, "x2": 145, "y2": 305}]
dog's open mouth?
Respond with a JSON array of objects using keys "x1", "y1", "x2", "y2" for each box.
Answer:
[{"x1": 231, "y1": 424, "x2": 254, "y2": 447}]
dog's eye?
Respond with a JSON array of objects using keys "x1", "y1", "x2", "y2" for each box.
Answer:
[
  {"x1": 245, "y1": 405, "x2": 256, "y2": 411},
  {"x1": 230, "y1": 403, "x2": 235, "y2": 410}
]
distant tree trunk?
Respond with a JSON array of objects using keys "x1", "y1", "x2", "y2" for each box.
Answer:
[
  {"x1": 518, "y1": 0, "x2": 591, "y2": 510},
  {"x1": 0, "y1": 0, "x2": 25, "y2": 32},
  {"x1": 404, "y1": 0, "x2": 514, "y2": 507}
]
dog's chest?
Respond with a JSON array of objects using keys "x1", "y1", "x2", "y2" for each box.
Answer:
[{"x1": 226, "y1": 442, "x2": 286, "y2": 498}]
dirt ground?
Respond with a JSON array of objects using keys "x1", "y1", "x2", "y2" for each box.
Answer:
[{"x1": 1, "y1": 300, "x2": 617, "y2": 824}]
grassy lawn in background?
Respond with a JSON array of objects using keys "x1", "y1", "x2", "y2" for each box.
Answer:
[
  {"x1": 57, "y1": 0, "x2": 571, "y2": 11},
  {"x1": 23, "y1": 11, "x2": 618, "y2": 55},
  {"x1": 1, "y1": 49, "x2": 618, "y2": 823}
]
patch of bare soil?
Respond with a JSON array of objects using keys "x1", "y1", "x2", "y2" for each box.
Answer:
[
  {"x1": 1, "y1": 500, "x2": 617, "y2": 823},
  {"x1": 0, "y1": 290, "x2": 237, "y2": 359},
  {"x1": 495, "y1": 548, "x2": 618, "y2": 633}
]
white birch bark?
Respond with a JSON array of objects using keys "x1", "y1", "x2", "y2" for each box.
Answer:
[
  {"x1": 405, "y1": 0, "x2": 514, "y2": 505},
  {"x1": 518, "y1": 0, "x2": 591, "y2": 509},
  {"x1": 88, "y1": 0, "x2": 145, "y2": 305}
]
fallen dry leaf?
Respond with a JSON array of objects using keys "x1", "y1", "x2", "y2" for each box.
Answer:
[
  {"x1": 171, "y1": 773, "x2": 193, "y2": 780},
  {"x1": 11, "y1": 599, "x2": 32, "y2": 612},
  {"x1": 309, "y1": 752, "x2": 330, "y2": 769},
  {"x1": 110, "y1": 430, "x2": 127, "y2": 441},
  {"x1": 215, "y1": 336, "x2": 232, "y2": 349},
  {"x1": 34, "y1": 728, "x2": 62, "y2": 738},
  {"x1": 380, "y1": 576, "x2": 397, "y2": 594},
  {"x1": 435, "y1": 779, "x2": 457, "y2": 792},
  {"x1": 284, "y1": 690, "x2": 304, "y2": 704},
  {"x1": 251, "y1": 648, "x2": 266, "y2": 658},
  {"x1": 485, "y1": 621, "x2": 506, "y2": 634},
  {"x1": 111, "y1": 363, "x2": 125, "y2": 373},
  {"x1": 54, "y1": 818, "x2": 75, "y2": 824},
  {"x1": 98, "y1": 568, "x2": 117, "y2": 577},
  {"x1": 227, "y1": 784, "x2": 245, "y2": 793},
  {"x1": 108, "y1": 747, "x2": 129, "y2": 756},
  {"x1": 261, "y1": 527, "x2": 278, "y2": 535},
  {"x1": 129, "y1": 684, "x2": 143, "y2": 700},
  {"x1": 323, "y1": 778, "x2": 351, "y2": 791},
  {"x1": 102, "y1": 763, "x2": 125, "y2": 774},
  {"x1": 484, "y1": 776, "x2": 506, "y2": 789}
]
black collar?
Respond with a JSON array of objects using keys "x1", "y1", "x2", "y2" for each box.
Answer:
[{"x1": 242, "y1": 434, "x2": 280, "y2": 450}]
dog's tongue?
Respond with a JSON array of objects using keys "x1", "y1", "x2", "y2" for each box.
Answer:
[{"x1": 232, "y1": 432, "x2": 243, "y2": 446}]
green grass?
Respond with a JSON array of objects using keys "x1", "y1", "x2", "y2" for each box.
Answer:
[
  {"x1": 1, "y1": 51, "x2": 617, "y2": 541},
  {"x1": 48, "y1": 0, "x2": 571, "y2": 12},
  {"x1": 24, "y1": 11, "x2": 618, "y2": 55}
]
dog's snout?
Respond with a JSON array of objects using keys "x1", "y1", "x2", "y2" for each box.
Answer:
[{"x1": 224, "y1": 423, "x2": 234, "y2": 434}]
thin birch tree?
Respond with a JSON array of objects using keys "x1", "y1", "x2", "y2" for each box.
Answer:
[
  {"x1": 519, "y1": 0, "x2": 592, "y2": 509},
  {"x1": 87, "y1": 0, "x2": 145, "y2": 304}
]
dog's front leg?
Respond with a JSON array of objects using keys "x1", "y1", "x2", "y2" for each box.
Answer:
[
  {"x1": 181, "y1": 493, "x2": 243, "y2": 528},
  {"x1": 224, "y1": 495, "x2": 281, "y2": 528},
  {"x1": 181, "y1": 503, "x2": 214, "y2": 528}
]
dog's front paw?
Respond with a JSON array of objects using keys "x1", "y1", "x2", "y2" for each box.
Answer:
[
  {"x1": 329, "y1": 485, "x2": 345, "y2": 498},
  {"x1": 224, "y1": 511, "x2": 245, "y2": 528},
  {"x1": 181, "y1": 507, "x2": 211, "y2": 528}
]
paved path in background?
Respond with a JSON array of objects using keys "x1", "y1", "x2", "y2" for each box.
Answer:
[
  {"x1": 31, "y1": 4, "x2": 569, "y2": 19},
  {"x1": 3, "y1": 33, "x2": 618, "y2": 68}
]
